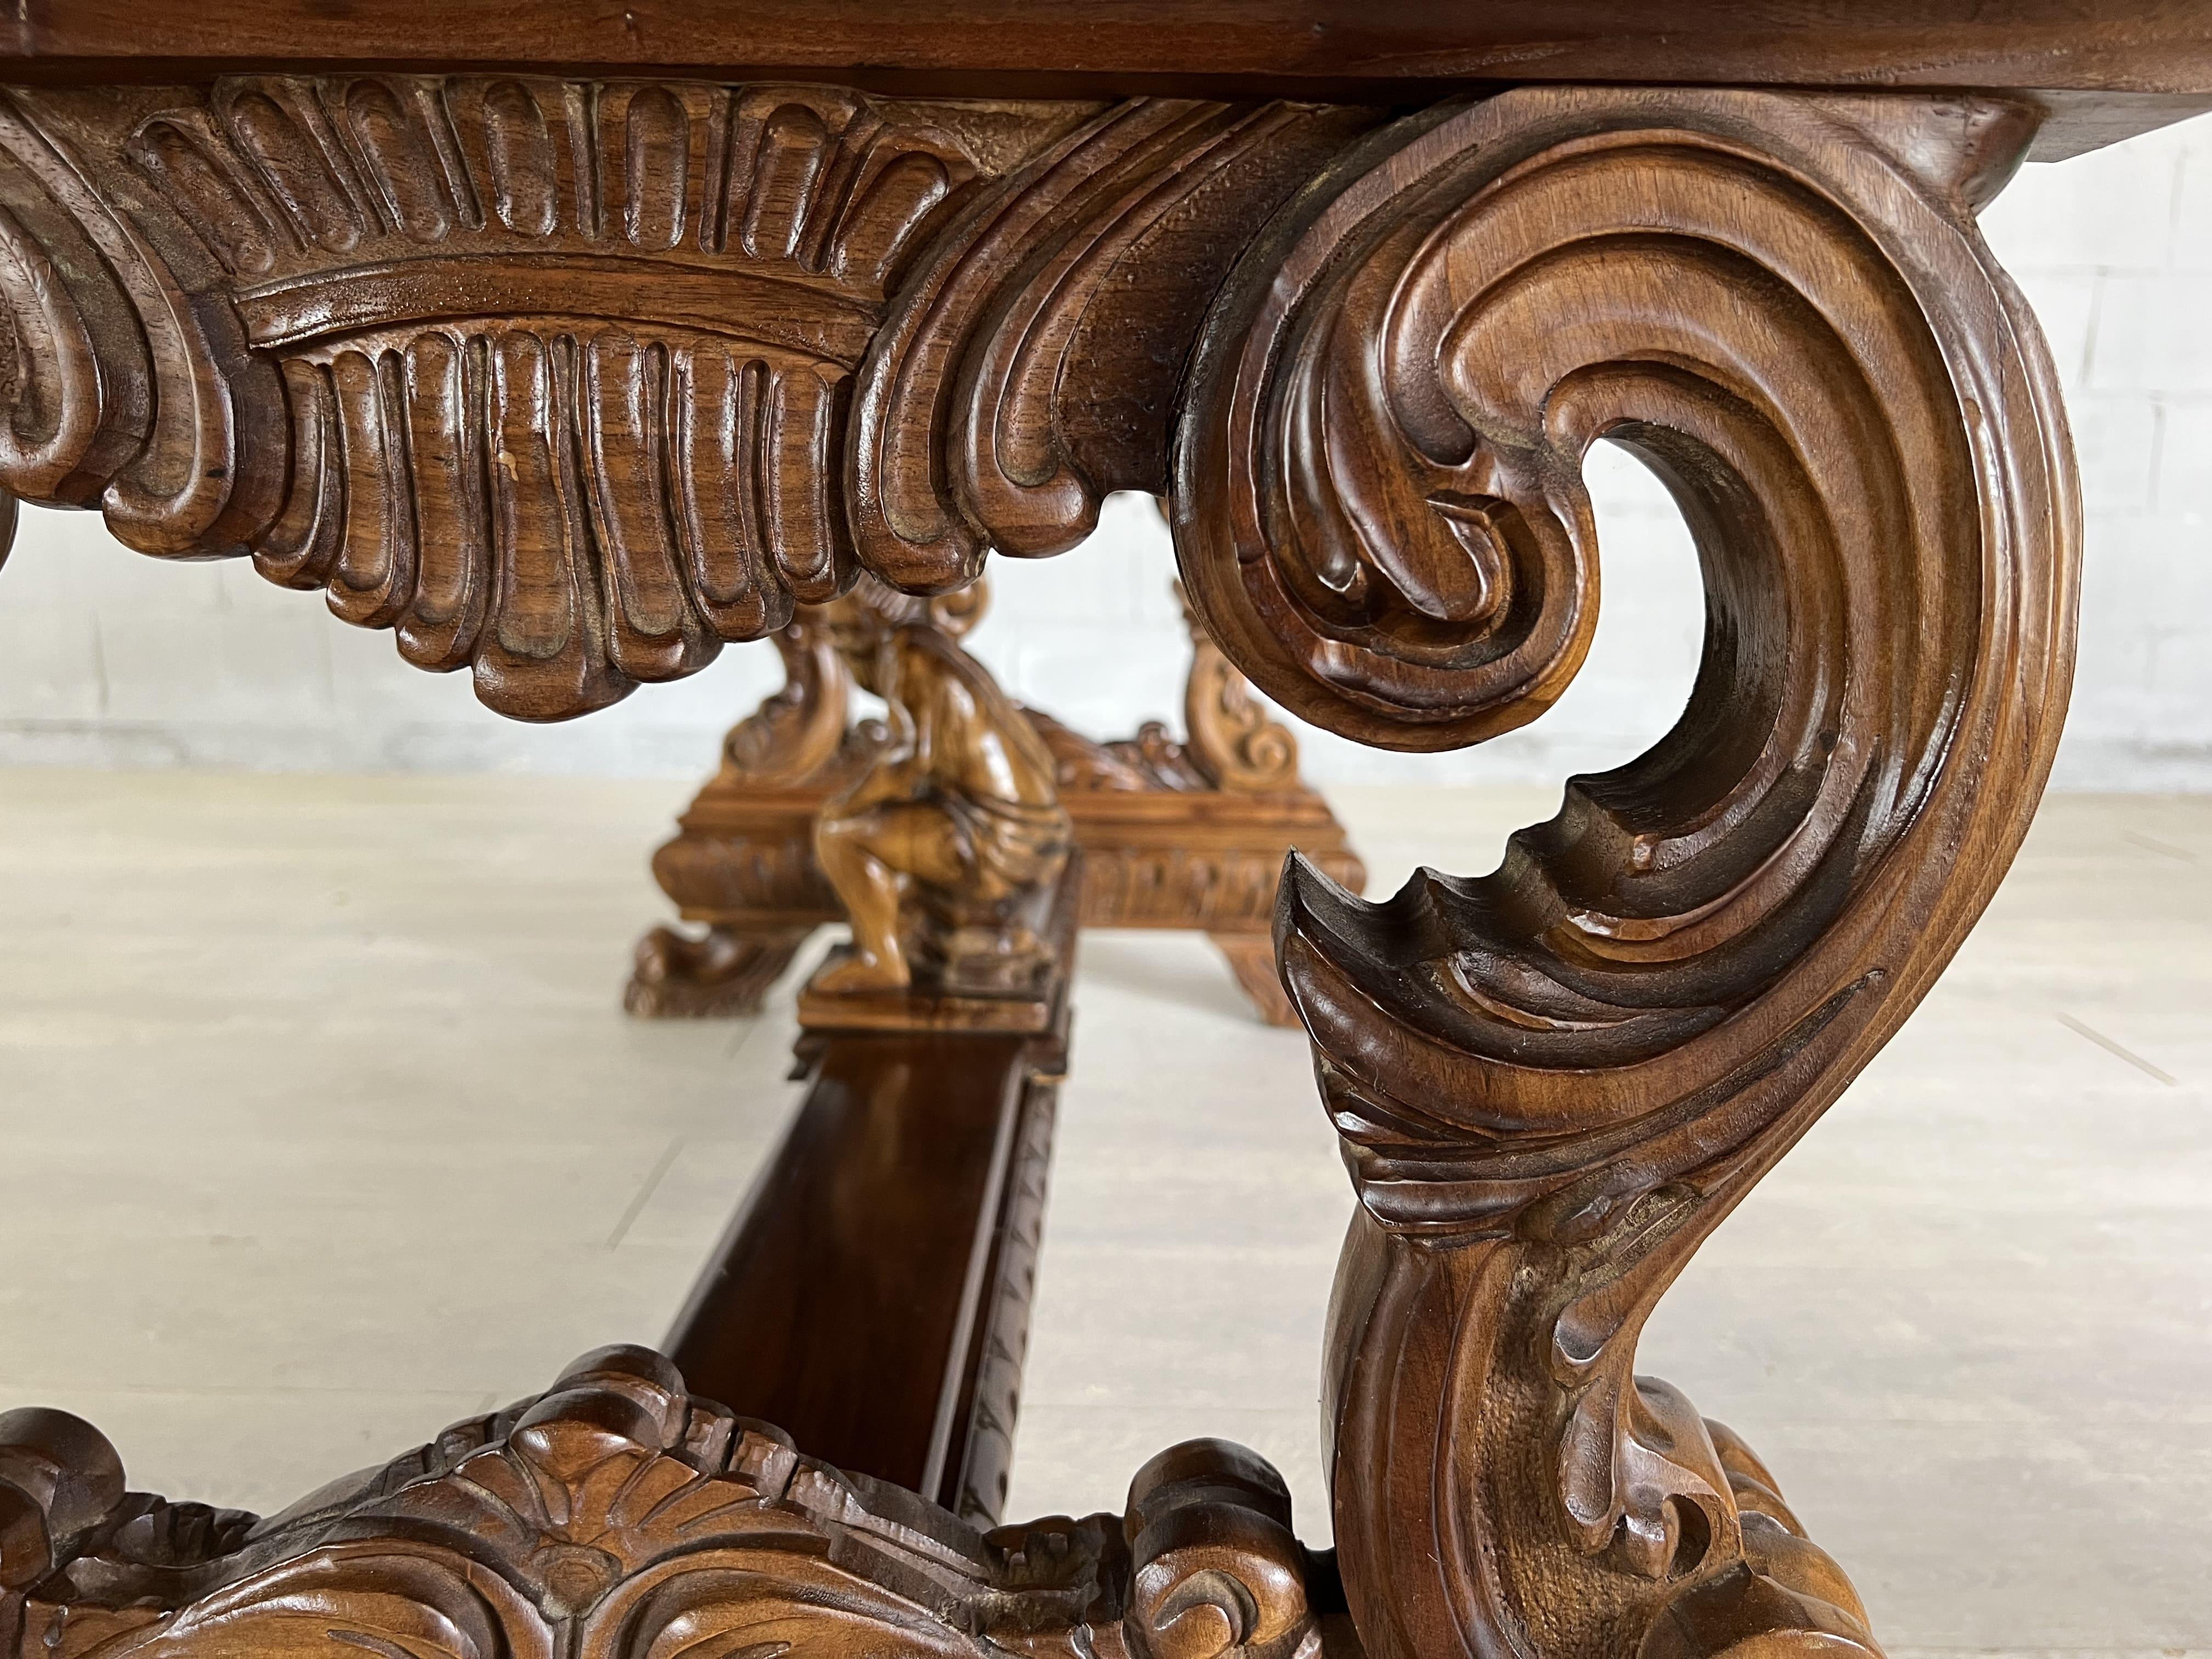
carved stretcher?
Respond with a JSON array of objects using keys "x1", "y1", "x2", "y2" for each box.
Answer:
[{"x1": 0, "y1": 6, "x2": 2197, "y2": 1657}]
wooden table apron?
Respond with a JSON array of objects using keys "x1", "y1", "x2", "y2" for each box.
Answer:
[{"x1": 0, "y1": 9, "x2": 2181, "y2": 1659}]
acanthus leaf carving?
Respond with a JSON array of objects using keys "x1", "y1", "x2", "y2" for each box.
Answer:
[
  {"x1": 1176, "y1": 580, "x2": 1299, "y2": 792},
  {"x1": 0, "y1": 76, "x2": 1386, "y2": 724},
  {"x1": 845, "y1": 99, "x2": 1378, "y2": 591},
  {"x1": 2, "y1": 1348, "x2": 1322, "y2": 1659},
  {"x1": 1177, "y1": 83, "x2": 2077, "y2": 1659},
  {"x1": 0, "y1": 76, "x2": 1095, "y2": 719}
]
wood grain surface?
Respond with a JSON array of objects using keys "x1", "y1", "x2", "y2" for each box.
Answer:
[
  {"x1": 665, "y1": 1028, "x2": 1056, "y2": 1524},
  {"x1": 0, "y1": 16, "x2": 2124, "y2": 1658},
  {"x1": 2, "y1": 3, "x2": 2210, "y2": 156},
  {"x1": 1175, "y1": 82, "x2": 2078, "y2": 1658},
  {"x1": 0, "y1": 1348, "x2": 1330, "y2": 1659},
  {"x1": 631, "y1": 580, "x2": 1364, "y2": 1025}
]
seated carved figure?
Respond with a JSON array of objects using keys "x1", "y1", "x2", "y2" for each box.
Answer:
[{"x1": 810, "y1": 577, "x2": 1073, "y2": 997}]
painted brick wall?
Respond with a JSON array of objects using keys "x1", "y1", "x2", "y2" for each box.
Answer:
[{"x1": 0, "y1": 114, "x2": 2205, "y2": 787}]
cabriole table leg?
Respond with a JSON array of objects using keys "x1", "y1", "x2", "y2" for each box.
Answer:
[{"x1": 1172, "y1": 86, "x2": 2080, "y2": 1659}]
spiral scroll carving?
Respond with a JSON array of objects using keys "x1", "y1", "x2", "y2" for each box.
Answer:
[
  {"x1": 847, "y1": 98, "x2": 1374, "y2": 591},
  {"x1": 1176, "y1": 87, "x2": 2077, "y2": 1659}
]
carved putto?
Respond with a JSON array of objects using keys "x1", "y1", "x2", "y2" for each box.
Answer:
[{"x1": 810, "y1": 575, "x2": 1073, "y2": 1000}]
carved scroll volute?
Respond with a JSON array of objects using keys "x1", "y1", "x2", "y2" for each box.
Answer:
[
  {"x1": 1175, "y1": 579, "x2": 1299, "y2": 792},
  {"x1": 846, "y1": 99, "x2": 1375, "y2": 591},
  {"x1": 0, "y1": 1408, "x2": 126, "y2": 1596},
  {"x1": 713, "y1": 609, "x2": 852, "y2": 790},
  {"x1": 1120, "y1": 1440, "x2": 1318, "y2": 1659},
  {"x1": 1175, "y1": 88, "x2": 2078, "y2": 1659}
]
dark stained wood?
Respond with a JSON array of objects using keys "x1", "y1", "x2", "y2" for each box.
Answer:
[
  {"x1": 2, "y1": 3, "x2": 2211, "y2": 156},
  {"x1": 0, "y1": 1349, "x2": 1329, "y2": 1659},
  {"x1": 1177, "y1": 81, "x2": 2075, "y2": 1659},
  {"x1": 0, "y1": 14, "x2": 2134, "y2": 1659},
  {"x1": 664, "y1": 1025, "x2": 1058, "y2": 1521},
  {"x1": 669, "y1": 761, "x2": 1081, "y2": 1517}
]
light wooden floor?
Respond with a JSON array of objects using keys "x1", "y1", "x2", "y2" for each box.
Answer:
[{"x1": 3, "y1": 772, "x2": 2207, "y2": 1655}]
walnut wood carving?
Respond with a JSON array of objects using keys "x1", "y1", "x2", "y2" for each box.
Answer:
[
  {"x1": 1179, "y1": 586, "x2": 1297, "y2": 793},
  {"x1": 627, "y1": 608, "x2": 877, "y2": 1017},
  {"x1": 802, "y1": 573, "x2": 1074, "y2": 1015},
  {"x1": 4, "y1": 4, "x2": 2210, "y2": 163},
  {"x1": 847, "y1": 103, "x2": 1372, "y2": 588},
  {"x1": 629, "y1": 580, "x2": 1363, "y2": 1025},
  {"x1": 0, "y1": 79, "x2": 1372, "y2": 718},
  {"x1": 0, "y1": 28, "x2": 2127, "y2": 1659},
  {"x1": 0, "y1": 1347, "x2": 1324, "y2": 1659},
  {"x1": 1175, "y1": 85, "x2": 2077, "y2": 1658},
  {"x1": 668, "y1": 1022, "x2": 1067, "y2": 1526},
  {"x1": 0, "y1": 78, "x2": 1050, "y2": 715}
]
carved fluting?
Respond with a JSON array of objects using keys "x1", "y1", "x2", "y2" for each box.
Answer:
[
  {"x1": 1177, "y1": 87, "x2": 2077, "y2": 1659},
  {"x1": 1, "y1": 1348, "x2": 1318, "y2": 1659},
  {"x1": 847, "y1": 99, "x2": 1375, "y2": 590},
  {"x1": 0, "y1": 78, "x2": 1093, "y2": 717}
]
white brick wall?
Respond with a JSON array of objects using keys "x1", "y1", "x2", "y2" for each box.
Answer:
[
  {"x1": 2, "y1": 112, "x2": 2208, "y2": 788},
  {"x1": 1980, "y1": 114, "x2": 2212, "y2": 788}
]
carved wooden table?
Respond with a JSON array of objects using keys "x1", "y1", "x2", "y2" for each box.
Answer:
[
  {"x1": 625, "y1": 574, "x2": 1365, "y2": 1026},
  {"x1": 0, "y1": 7, "x2": 2202, "y2": 1658}
]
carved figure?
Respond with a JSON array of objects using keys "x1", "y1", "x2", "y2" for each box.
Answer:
[
  {"x1": 810, "y1": 577, "x2": 1073, "y2": 998},
  {"x1": 630, "y1": 577, "x2": 1364, "y2": 1024},
  {"x1": 625, "y1": 611, "x2": 884, "y2": 1017},
  {"x1": 0, "y1": 28, "x2": 2185, "y2": 1659}
]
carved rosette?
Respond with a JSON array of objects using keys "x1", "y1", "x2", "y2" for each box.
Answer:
[
  {"x1": 1, "y1": 1348, "x2": 1321, "y2": 1659},
  {"x1": 1175, "y1": 87, "x2": 2078, "y2": 1659}
]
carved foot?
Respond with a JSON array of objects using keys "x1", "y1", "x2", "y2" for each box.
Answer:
[
  {"x1": 1, "y1": 1347, "x2": 1324, "y2": 1659},
  {"x1": 1209, "y1": 933, "x2": 1300, "y2": 1028},
  {"x1": 806, "y1": 945, "x2": 913, "y2": 996},
  {"x1": 624, "y1": 923, "x2": 814, "y2": 1017},
  {"x1": 800, "y1": 855, "x2": 1083, "y2": 1036},
  {"x1": 1658, "y1": 1415, "x2": 1877, "y2": 1659},
  {"x1": 932, "y1": 924, "x2": 1058, "y2": 996}
]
